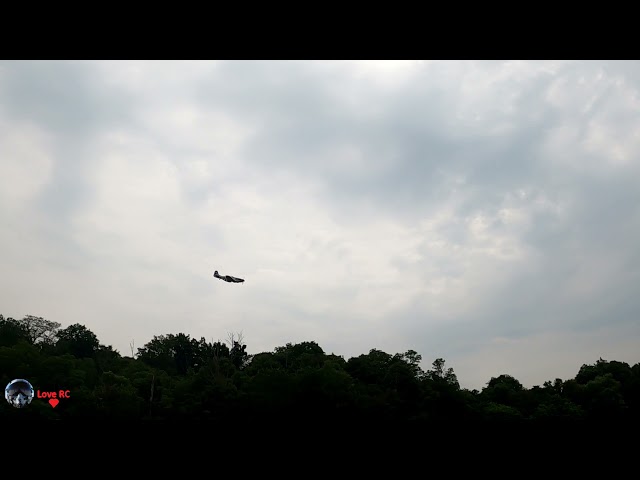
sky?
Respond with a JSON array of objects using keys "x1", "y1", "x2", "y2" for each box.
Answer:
[{"x1": 1, "y1": 60, "x2": 639, "y2": 391}]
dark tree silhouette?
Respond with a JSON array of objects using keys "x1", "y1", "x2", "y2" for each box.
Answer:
[
  {"x1": 0, "y1": 312, "x2": 638, "y2": 429},
  {"x1": 56, "y1": 324, "x2": 100, "y2": 358}
]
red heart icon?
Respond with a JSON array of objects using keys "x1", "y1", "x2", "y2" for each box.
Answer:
[{"x1": 49, "y1": 398, "x2": 59, "y2": 408}]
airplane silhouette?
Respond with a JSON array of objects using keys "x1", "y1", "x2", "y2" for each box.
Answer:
[{"x1": 214, "y1": 270, "x2": 244, "y2": 283}]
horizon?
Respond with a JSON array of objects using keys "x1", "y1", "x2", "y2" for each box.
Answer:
[{"x1": 2, "y1": 311, "x2": 637, "y2": 392}]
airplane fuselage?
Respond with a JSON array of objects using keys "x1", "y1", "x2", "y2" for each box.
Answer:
[{"x1": 214, "y1": 271, "x2": 244, "y2": 283}]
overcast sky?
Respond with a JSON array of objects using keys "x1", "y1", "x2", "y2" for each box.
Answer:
[{"x1": 1, "y1": 60, "x2": 639, "y2": 390}]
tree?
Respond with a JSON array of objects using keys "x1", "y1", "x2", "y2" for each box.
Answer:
[
  {"x1": 137, "y1": 333, "x2": 210, "y2": 375},
  {"x1": 481, "y1": 374, "x2": 525, "y2": 411},
  {"x1": 533, "y1": 395, "x2": 583, "y2": 423},
  {"x1": 426, "y1": 358, "x2": 459, "y2": 388},
  {"x1": 96, "y1": 371, "x2": 144, "y2": 418},
  {"x1": 56, "y1": 323, "x2": 100, "y2": 358},
  {"x1": 172, "y1": 333, "x2": 199, "y2": 374},
  {"x1": 346, "y1": 349, "x2": 394, "y2": 385},
  {"x1": 228, "y1": 332, "x2": 250, "y2": 370},
  {"x1": 0, "y1": 316, "x2": 29, "y2": 347},
  {"x1": 542, "y1": 378, "x2": 564, "y2": 395},
  {"x1": 17, "y1": 315, "x2": 60, "y2": 346},
  {"x1": 209, "y1": 340, "x2": 230, "y2": 359},
  {"x1": 94, "y1": 344, "x2": 121, "y2": 373},
  {"x1": 575, "y1": 358, "x2": 632, "y2": 386},
  {"x1": 7, "y1": 308, "x2": 640, "y2": 427},
  {"x1": 393, "y1": 350, "x2": 425, "y2": 380},
  {"x1": 273, "y1": 341, "x2": 325, "y2": 371},
  {"x1": 483, "y1": 402, "x2": 524, "y2": 423},
  {"x1": 583, "y1": 373, "x2": 627, "y2": 420}
]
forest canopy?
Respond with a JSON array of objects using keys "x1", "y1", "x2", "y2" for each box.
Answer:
[{"x1": 2, "y1": 313, "x2": 639, "y2": 426}]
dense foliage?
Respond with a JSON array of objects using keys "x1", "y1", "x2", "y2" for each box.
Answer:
[{"x1": 2, "y1": 314, "x2": 639, "y2": 428}]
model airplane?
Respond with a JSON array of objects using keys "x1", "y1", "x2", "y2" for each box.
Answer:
[{"x1": 214, "y1": 270, "x2": 244, "y2": 283}]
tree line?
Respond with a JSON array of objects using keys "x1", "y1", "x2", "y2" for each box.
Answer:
[{"x1": 1, "y1": 313, "x2": 639, "y2": 427}]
